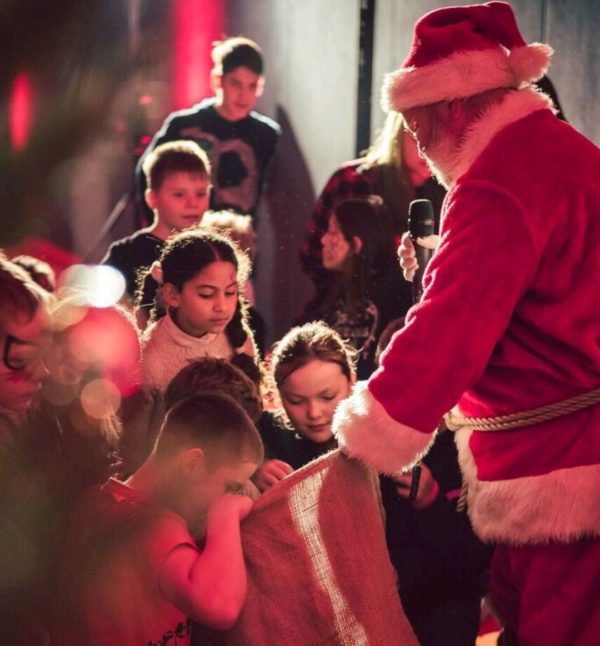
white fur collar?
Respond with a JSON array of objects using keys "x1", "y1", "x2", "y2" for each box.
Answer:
[{"x1": 449, "y1": 87, "x2": 555, "y2": 185}]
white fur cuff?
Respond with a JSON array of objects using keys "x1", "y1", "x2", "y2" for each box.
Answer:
[
  {"x1": 455, "y1": 429, "x2": 600, "y2": 544},
  {"x1": 332, "y1": 381, "x2": 436, "y2": 475}
]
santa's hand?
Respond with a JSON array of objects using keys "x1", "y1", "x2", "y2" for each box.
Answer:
[
  {"x1": 397, "y1": 232, "x2": 440, "y2": 282},
  {"x1": 392, "y1": 462, "x2": 439, "y2": 510},
  {"x1": 253, "y1": 459, "x2": 294, "y2": 492}
]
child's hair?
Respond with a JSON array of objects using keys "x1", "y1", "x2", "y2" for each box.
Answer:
[
  {"x1": 211, "y1": 36, "x2": 264, "y2": 77},
  {"x1": 142, "y1": 140, "x2": 211, "y2": 192},
  {"x1": 271, "y1": 321, "x2": 356, "y2": 389},
  {"x1": 329, "y1": 196, "x2": 398, "y2": 314},
  {"x1": 0, "y1": 253, "x2": 50, "y2": 330},
  {"x1": 156, "y1": 228, "x2": 252, "y2": 350},
  {"x1": 10, "y1": 254, "x2": 56, "y2": 292},
  {"x1": 201, "y1": 209, "x2": 257, "y2": 260},
  {"x1": 164, "y1": 357, "x2": 263, "y2": 422},
  {"x1": 154, "y1": 392, "x2": 264, "y2": 467}
]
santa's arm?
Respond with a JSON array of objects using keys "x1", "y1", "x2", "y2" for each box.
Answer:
[{"x1": 332, "y1": 182, "x2": 539, "y2": 474}]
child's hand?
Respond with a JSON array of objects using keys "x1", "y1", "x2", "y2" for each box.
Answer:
[
  {"x1": 392, "y1": 463, "x2": 439, "y2": 510},
  {"x1": 209, "y1": 493, "x2": 253, "y2": 522},
  {"x1": 253, "y1": 459, "x2": 294, "y2": 492},
  {"x1": 397, "y1": 232, "x2": 440, "y2": 282}
]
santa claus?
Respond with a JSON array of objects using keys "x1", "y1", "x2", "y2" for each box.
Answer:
[{"x1": 332, "y1": 2, "x2": 600, "y2": 644}]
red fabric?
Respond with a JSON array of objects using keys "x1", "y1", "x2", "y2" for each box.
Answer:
[
  {"x1": 404, "y1": 2, "x2": 526, "y2": 68},
  {"x1": 371, "y1": 108, "x2": 600, "y2": 482},
  {"x1": 52, "y1": 479, "x2": 196, "y2": 646},
  {"x1": 491, "y1": 538, "x2": 600, "y2": 645}
]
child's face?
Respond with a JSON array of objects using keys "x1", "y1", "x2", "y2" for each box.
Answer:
[
  {"x1": 168, "y1": 261, "x2": 238, "y2": 337},
  {"x1": 146, "y1": 172, "x2": 210, "y2": 236},
  {"x1": 214, "y1": 67, "x2": 263, "y2": 122},
  {"x1": 321, "y1": 215, "x2": 352, "y2": 271},
  {"x1": 185, "y1": 456, "x2": 258, "y2": 535},
  {"x1": 0, "y1": 306, "x2": 49, "y2": 415},
  {"x1": 279, "y1": 358, "x2": 352, "y2": 444}
]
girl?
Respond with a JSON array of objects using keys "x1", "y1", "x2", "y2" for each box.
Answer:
[
  {"x1": 302, "y1": 196, "x2": 410, "y2": 378},
  {"x1": 141, "y1": 228, "x2": 255, "y2": 392},
  {"x1": 255, "y1": 320, "x2": 491, "y2": 646},
  {"x1": 254, "y1": 321, "x2": 355, "y2": 490}
]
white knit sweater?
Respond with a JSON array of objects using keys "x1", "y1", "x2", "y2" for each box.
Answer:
[{"x1": 141, "y1": 314, "x2": 254, "y2": 392}]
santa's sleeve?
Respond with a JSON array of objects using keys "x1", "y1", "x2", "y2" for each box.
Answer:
[{"x1": 333, "y1": 181, "x2": 539, "y2": 474}]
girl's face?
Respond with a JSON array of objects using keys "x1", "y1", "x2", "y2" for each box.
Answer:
[
  {"x1": 279, "y1": 358, "x2": 352, "y2": 444},
  {"x1": 321, "y1": 215, "x2": 352, "y2": 271},
  {"x1": 167, "y1": 261, "x2": 238, "y2": 337}
]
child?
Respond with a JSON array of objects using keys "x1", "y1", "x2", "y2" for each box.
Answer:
[
  {"x1": 141, "y1": 228, "x2": 255, "y2": 393},
  {"x1": 122, "y1": 357, "x2": 264, "y2": 475},
  {"x1": 300, "y1": 112, "x2": 444, "y2": 306},
  {"x1": 200, "y1": 209, "x2": 267, "y2": 355},
  {"x1": 254, "y1": 321, "x2": 355, "y2": 490},
  {"x1": 300, "y1": 196, "x2": 410, "y2": 378},
  {"x1": 255, "y1": 321, "x2": 490, "y2": 645},
  {"x1": 52, "y1": 392, "x2": 263, "y2": 645},
  {"x1": 103, "y1": 140, "x2": 211, "y2": 299},
  {"x1": 136, "y1": 36, "x2": 280, "y2": 224}
]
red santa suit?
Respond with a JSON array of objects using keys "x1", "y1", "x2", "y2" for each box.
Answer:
[{"x1": 333, "y1": 3, "x2": 600, "y2": 644}]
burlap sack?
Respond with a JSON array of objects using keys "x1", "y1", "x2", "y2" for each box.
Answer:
[{"x1": 198, "y1": 450, "x2": 417, "y2": 645}]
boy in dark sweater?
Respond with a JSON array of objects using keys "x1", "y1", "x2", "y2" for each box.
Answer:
[{"x1": 103, "y1": 140, "x2": 211, "y2": 300}]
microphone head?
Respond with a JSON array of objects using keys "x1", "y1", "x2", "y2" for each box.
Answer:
[{"x1": 408, "y1": 199, "x2": 434, "y2": 240}]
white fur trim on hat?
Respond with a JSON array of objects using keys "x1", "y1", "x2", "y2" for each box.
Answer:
[
  {"x1": 455, "y1": 429, "x2": 600, "y2": 545},
  {"x1": 332, "y1": 381, "x2": 436, "y2": 475},
  {"x1": 382, "y1": 43, "x2": 553, "y2": 112}
]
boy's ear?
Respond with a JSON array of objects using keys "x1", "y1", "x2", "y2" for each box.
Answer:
[
  {"x1": 161, "y1": 283, "x2": 181, "y2": 308},
  {"x1": 210, "y1": 70, "x2": 222, "y2": 93},
  {"x1": 181, "y1": 447, "x2": 206, "y2": 478},
  {"x1": 145, "y1": 188, "x2": 157, "y2": 210},
  {"x1": 352, "y1": 236, "x2": 363, "y2": 254},
  {"x1": 256, "y1": 76, "x2": 265, "y2": 98}
]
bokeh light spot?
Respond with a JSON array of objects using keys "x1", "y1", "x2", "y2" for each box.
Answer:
[
  {"x1": 59, "y1": 264, "x2": 125, "y2": 308},
  {"x1": 80, "y1": 379, "x2": 121, "y2": 420}
]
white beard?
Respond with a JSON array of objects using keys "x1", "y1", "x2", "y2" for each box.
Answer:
[{"x1": 418, "y1": 133, "x2": 458, "y2": 190}]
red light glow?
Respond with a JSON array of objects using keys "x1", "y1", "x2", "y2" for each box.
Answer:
[
  {"x1": 9, "y1": 72, "x2": 34, "y2": 151},
  {"x1": 172, "y1": 0, "x2": 224, "y2": 110}
]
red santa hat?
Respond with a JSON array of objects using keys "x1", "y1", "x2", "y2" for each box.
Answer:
[{"x1": 382, "y1": 1, "x2": 553, "y2": 112}]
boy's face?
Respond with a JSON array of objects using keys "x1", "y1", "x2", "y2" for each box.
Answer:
[
  {"x1": 214, "y1": 67, "x2": 263, "y2": 122},
  {"x1": 0, "y1": 306, "x2": 49, "y2": 415},
  {"x1": 185, "y1": 455, "x2": 258, "y2": 535},
  {"x1": 146, "y1": 172, "x2": 210, "y2": 238}
]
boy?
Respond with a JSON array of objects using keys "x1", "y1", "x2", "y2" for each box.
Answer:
[
  {"x1": 52, "y1": 392, "x2": 263, "y2": 645},
  {"x1": 103, "y1": 140, "x2": 211, "y2": 299},
  {"x1": 135, "y1": 36, "x2": 280, "y2": 224}
]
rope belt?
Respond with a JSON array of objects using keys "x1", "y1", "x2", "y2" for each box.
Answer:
[
  {"x1": 444, "y1": 386, "x2": 600, "y2": 432},
  {"x1": 443, "y1": 386, "x2": 600, "y2": 511}
]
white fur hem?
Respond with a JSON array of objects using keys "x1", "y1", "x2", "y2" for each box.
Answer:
[
  {"x1": 332, "y1": 381, "x2": 435, "y2": 475},
  {"x1": 456, "y1": 430, "x2": 600, "y2": 544},
  {"x1": 382, "y1": 44, "x2": 553, "y2": 112}
]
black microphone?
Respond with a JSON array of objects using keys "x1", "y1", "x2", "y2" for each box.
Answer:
[{"x1": 407, "y1": 199, "x2": 435, "y2": 303}]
